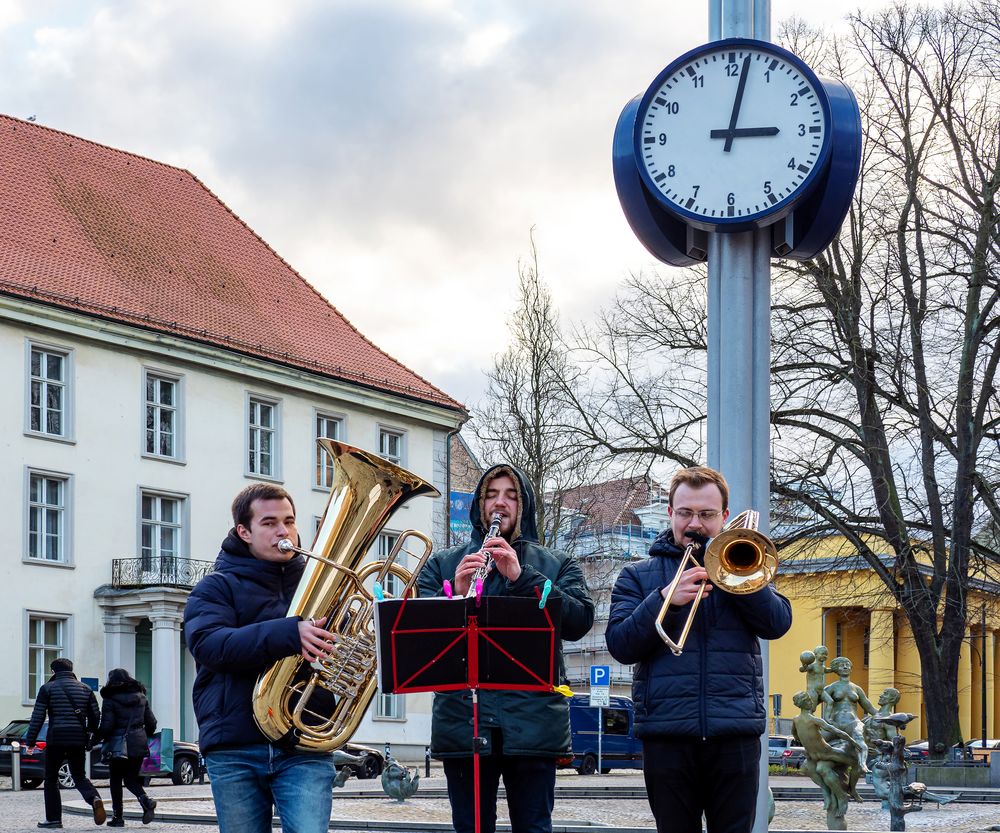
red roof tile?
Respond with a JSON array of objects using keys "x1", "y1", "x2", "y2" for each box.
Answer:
[
  {"x1": 0, "y1": 115, "x2": 464, "y2": 413},
  {"x1": 559, "y1": 476, "x2": 668, "y2": 530}
]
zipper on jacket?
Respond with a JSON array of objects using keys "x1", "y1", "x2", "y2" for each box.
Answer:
[{"x1": 699, "y1": 595, "x2": 708, "y2": 741}]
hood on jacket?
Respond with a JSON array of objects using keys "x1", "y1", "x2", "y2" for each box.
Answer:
[
  {"x1": 100, "y1": 677, "x2": 145, "y2": 699},
  {"x1": 215, "y1": 529, "x2": 304, "y2": 575},
  {"x1": 470, "y1": 464, "x2": 538, "y2": 546}
]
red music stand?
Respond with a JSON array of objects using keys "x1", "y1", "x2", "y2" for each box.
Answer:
[{"x1": 374, "y1": 592, "x2": 562, "y2": 833}]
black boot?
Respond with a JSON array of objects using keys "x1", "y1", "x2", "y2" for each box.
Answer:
[
  {"x1": 139, "y1": 796, "x2": 156, "y2": 825},
  {"x1": 106, "y1": 818, "x2": 125, "y2": 828}
]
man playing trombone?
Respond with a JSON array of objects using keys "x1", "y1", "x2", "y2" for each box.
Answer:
[{"x1": 606, "y1": 466, "x2": 791, "y2": 833}]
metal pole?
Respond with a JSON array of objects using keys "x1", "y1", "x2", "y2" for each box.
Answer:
[
  {"x1": 597, "y1": 706, "x2": 603, "y2": 775},
  {"x1": 707, "y1": 4, "x2": 772, "y2": 833},
  {"x1": 11, "y1": 742, "x2": 20, "y2": 791}
]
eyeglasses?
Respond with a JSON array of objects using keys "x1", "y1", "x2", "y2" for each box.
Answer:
[{"x1": 672, "y1": 509, "x2": 723, "y2": 521}]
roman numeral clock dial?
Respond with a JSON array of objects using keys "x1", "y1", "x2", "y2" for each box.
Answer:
[{"x1": 634, "y1": 39, "x2": 833, "y2": 231}]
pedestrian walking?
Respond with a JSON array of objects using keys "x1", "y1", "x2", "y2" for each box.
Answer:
[
  {"x1": 24, "y1": 657, "x2": 107, "y2": 828},
  {"x1": 94, "y1": 668, "x2": 158, "y2": 826}
]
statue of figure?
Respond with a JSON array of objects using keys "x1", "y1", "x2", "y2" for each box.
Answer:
[
  {"x1": 823, "y1": 656, "x2": 877, "y2": 800},
  {"x1": 792, "y1": 690, "x2": 867, "y2": 830},
  {"x1": 863, "y1": 687, "x2": 901, "y2": 764},
  {"x1": 799, "y1": 646, "x2": 835, "y2": 713},
  {"x1": 381, "y1": 758, "x2": 420, "y2": 802}
]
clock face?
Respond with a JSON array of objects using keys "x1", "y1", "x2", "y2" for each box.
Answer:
[{"x1": 635, "y1": 39, "x2": 832, "y2": 229}]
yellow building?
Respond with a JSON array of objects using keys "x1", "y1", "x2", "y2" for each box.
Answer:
[{"x1": 770, "y1": 541, "x2": 1000, "y2": 743}]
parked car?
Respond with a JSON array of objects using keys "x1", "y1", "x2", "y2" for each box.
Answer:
[
  {"x1": 559, "y1": 695, "x2": 643, "y2": 775},
  {"x1": 768, "y1": 735, "x2": 805, "y2": 769},
  {"x1": 904, "y1": 740, "x2": 929, "y2": 762},
  {"x1": 962, "y1": 738, "x2": 1000, "y2": 762},
  {"x1": 0, "y1": 719, "x2": 204, "y2": 789},
  {"x1": 339, "y1": 742, "x2": 385, "y2": 780}
]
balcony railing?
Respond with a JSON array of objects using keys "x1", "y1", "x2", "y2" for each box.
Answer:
[{"x1": 112, "y1": 556, "x2": 215, "y2": 589}]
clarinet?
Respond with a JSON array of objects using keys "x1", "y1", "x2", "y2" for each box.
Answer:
[{"x1": 466, "y1": 513, "x2": 503, "y2": 598}]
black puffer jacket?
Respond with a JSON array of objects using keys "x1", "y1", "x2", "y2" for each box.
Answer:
[
  {"x1": 606, "y1": 530, "x2": 792, "y2": 739},
  {"x1": 96, "y1": 679, "x2": 157, "y2": 758},
  {"x1": 183, "y1": 530, "x2": 305, "y2": 753},
  {"x1": 25, "y1": 670, "x2": 100, "y2": 748},
  {"x1": 417, "y1": 464, "x2": 595, "y2": 758}
]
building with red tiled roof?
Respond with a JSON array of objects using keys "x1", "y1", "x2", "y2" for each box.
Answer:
[
  {"x1": 555, "y1": 476, "x2": 669, "y2": 693},
  {"x1": 0, "y1": 115, "x2": 465, "y2": 758},
  {"x1": 0, "y1": 115, "x2": 463, "y2": 413}
]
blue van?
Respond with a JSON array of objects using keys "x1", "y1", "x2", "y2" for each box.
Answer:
[{"x1": 564, "y1": 694, "x2": 642, "y2": 774}]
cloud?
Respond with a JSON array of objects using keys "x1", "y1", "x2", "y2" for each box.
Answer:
[{"x1": 0, "y1": 0, "x2": 879, "y2": 403}]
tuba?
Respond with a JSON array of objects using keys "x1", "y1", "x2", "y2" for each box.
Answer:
[
  {"x1": 252, "y1": 438, "x2": 440, "y2": 752},
  {"x1": 655, "y1": 510, "x2": 778, "y2": 656}
]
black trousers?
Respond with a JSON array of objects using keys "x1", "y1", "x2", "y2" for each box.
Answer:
[
  {"x1": 641, "y1": 736, "x2": 761, "y2": 833},
  {"x1": 42, "y1": 744, "x2": 99, "y2": 822},
  {"x1": 443, "y1": 754, "x2": 556, "y2": 833},
  {"x1": 109, "y1": 755, "x2": 149, "y2": 816}
]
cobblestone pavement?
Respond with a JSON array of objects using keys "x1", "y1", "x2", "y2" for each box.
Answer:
[{"x1": 2, "y1": 772, "x2": 999, "y2": 832}]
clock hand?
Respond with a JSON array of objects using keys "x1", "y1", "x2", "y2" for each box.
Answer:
[
  {"x1": 709, "y1": 126, "x2": 780, "y2": 139},
  {"x1": 721, "y1": 55, "x2": 752, "y2": 152}
]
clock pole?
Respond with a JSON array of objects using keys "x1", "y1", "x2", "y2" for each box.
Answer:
[{"x1": 707, "y1": 3, "x2": 773, "y2": 833}]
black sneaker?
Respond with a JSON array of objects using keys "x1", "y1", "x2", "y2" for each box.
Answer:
[
  {"x1": 37, "y1": 823, "x2": 62, "y2": 829},
  {"x1": 92, "y1": 797, "x2": 107, "y2": 826}
]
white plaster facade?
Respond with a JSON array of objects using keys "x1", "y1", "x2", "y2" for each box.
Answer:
[{"x1": 1, "y1": 293, "x2": 463, "y2": 758}]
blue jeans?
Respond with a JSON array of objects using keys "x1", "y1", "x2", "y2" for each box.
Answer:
[{"x1": 205, "y1": 745, "x2": 336, "y2": 833}]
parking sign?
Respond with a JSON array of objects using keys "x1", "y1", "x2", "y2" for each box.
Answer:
[{"x1": 590, "y1": 665, "x2": 610, "y2": 687}]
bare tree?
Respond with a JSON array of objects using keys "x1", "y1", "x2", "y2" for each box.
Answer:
[
  {"x1": 557, "y1": 3, "x2": 1000, "y2": 754},
  {"x1": 471, "y1": 230, "x2": 587, "y2": 545}
]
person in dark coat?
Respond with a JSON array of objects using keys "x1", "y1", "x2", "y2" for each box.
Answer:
[
  {"x1": 606, "y1": 465, "x2": 793, "y2": 833},
  {"x1": 183, "y1": 483, "x2": 338, "y2": 833},
  {"x1": 24, "y1": 657, "x2": 107, "y2": 828},
  {"x1": 417, "y1": 464, "x2": 595, "y2": 833},
  {"x1": 94, "y1": 668, "x2": 158, "y2": 826}
]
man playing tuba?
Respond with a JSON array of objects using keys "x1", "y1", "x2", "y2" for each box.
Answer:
[{"x1": 184, "y1": 483, "x2": 339, "y2": 833}]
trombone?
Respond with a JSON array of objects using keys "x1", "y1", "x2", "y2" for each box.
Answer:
[{"x1": 655, "y1": 510, "x2": 778, "y2": 656}]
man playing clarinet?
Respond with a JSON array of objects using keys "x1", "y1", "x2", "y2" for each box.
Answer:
[{"x1": 418, "y1": 464, "x2": 594, "y2": 833}]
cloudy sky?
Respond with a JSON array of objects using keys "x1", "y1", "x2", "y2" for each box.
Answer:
[{"x1": 1, "y1": 0, "x2": 894, "y2": 410}]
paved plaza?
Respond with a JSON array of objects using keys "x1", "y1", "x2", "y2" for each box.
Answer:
[{"x1": 3, "y1": 771, "x2": 1000, "y2": 832}]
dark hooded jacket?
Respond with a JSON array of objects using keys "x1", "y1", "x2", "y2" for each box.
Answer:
[
  {"x1": 606, "y1": 530, "x2": 792, "y2": 739},
  {"x1": 95, "y1": 677, "x2": 158, "y2": 758},
  {"x1": 183, "y1": 531, "x2": 305, "y2": 753},
  {"x1": 24, "y1": 670, "x2": 100, "y2": 748},
  {"x1": 417, "y1": 464, "x2": 595, "y2": 758}
]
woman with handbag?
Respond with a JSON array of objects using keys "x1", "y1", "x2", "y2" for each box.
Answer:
[{"x1": 95, "y1": 669, "x2": 158, "y2": 826}]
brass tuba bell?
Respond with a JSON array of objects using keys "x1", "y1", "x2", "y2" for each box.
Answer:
[{"x1": 251, "y1": 439, "x2": 440, "y2": 751}]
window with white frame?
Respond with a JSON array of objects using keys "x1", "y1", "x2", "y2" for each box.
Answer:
[
  {"x1": 248, "y1": 397, "x2": 278, "y2": 477},
  {"x1": 144, "y1": 372, "x2": 180, "y2": 458},
  {"x1": 28, "y1": 344, "x2": 70, "y2": 437},
  {"x1": 27, "y1": 471, "x2": 69, "y2": 563},
  {"x1": 377, "y1": 532, "x2": 403, "y2": 597},
  {"x1": 140, "y1": 492, "x2": 183, "y2": 572},
  {"x1": 379, "y1": 427, "x2": 404, "y2": 465},
  {"x1": 374, "y1": 530, "x2": 405, "y2": 719},
  {"x1": 27, "y1": 615, "x2": 66, "y2": 699},
  {"x1": 315, "y1": 413, "x2": 343, "y2": 487},
  {"x1": 375, "y1": 690, "x2": 405, "y2": 719}
]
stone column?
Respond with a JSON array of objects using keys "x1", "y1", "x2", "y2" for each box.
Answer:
[
  {"x1": 987, "y1": 631, "x2": 996, "y2": 741},
  {"x1": 895, "y1": 617, "x2": 922, "y2": 739},
  {"x1": 867, "y1": 608, "x2": 896, "y2": 696},
  {"x1": 102, "y1": 614, "x2": 138, "y2": 679},
  {"x1": 150, "y1": 609, "x2": 184, "y2": 735},
  {"x1": 959, "y1": 629, "x2": 973, "y2": 740}
]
